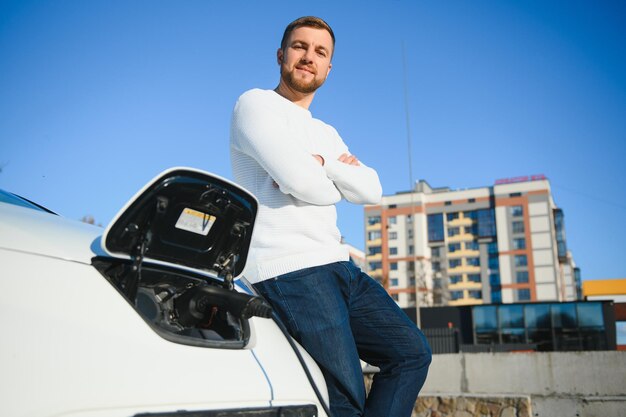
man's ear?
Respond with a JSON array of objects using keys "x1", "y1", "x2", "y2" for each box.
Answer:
[
  {"x1": 276, "y1": 48, "x2": 283, "y2": 66},
  {"x1": 325, "y1": 62, "x2": 332, "y2": 78}
]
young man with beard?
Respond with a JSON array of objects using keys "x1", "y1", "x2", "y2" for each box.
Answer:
[{"x1": 230, "y1": 16, "x2": 431, "y2": 417}]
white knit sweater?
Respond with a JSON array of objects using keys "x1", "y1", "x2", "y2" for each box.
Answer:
[{"x1": 230, "y1": 89, "x2": 382, "y2": 283}]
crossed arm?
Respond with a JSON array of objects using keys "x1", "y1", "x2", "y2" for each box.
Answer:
[
  {"x1": 310, "y1": 152, "x2": 382, "y2": 204},
  {"x1": 231, "y1": 91, "x2": 382, "y2": 206}
]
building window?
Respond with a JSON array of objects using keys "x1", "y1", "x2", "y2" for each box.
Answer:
[
  {"x1": 512, "y1": 221, "x2": 525, "y2": 234},
  {"x1": 408, "y1": 229, "x2": 413, "y2": 238},
  {"x1": 406, "y1": 215, "x2": 413, "y2": 223},
  {"x1": 392, "y1": 294, "x2": 399, "y2": 301},
  {"x1": 510, "y1": 192, "x2": 522, "y2": 197},
  {"x1": 465, "y1": 241, "x2": 479, "y2": 251},
  {"x1": 449, "y1": 259, "x2": 462, "y2": 268},
  {"x1": 488, "y1": 255, "x2": 500, "y2": 270},
  {"x1": 469, "y1": 290, "x2": 482, "y2": 299},
  {"x1": 473, "y1": 306, "x2": 498, "y2": 343},
  {"x1": 368, "y1": 231, "x2": 382, "y2": 240},
  {"x1": 427, "y1": 213, "x2": 444, "y2": 242},
  {"x1": 450, "y1": 275, "x2": 462, "y2": 284},
  {"x1": 464, "y1": 225, "x2": 477, "y2": 235},
  {"x1": 389, "y1": 247, "x2": 398, "y2": 255},
  {"x1": 445, "y1": 201, "x2": 452, "y2": 206},
  {"x1": 513, "y1": 238, "x2": 526, "y2": 250},
  {"x1": 388, "y1": 216, "x2": 397, "y2": 225},
  {"x1": 464, "y1": 210, "x2": 478, "y2": 220},
  {"x1": 554, "y1": 209, "x2": 567, "y2": 260},
  {"x1": 431, "y1": 247, "x2": 441, "y2": 257},
  {"x1": 468, "y1": 273, "x2": 481, "y2": 283},
  {"x1": 475, "y1": 301, "x2": 609, "y2": 350},
  {"x1": 408, "y1": 245, "x2": 414, "y2": 255},
  {"x1": 390, "y1": 278, "x2": 399, "y2": 286},
  {"x1": 451, "y1": 290, "x2": 463, "y2": 300},
  {"x1": 408, "y1": 262, "x2": 415, "y2": 271},
  {"x1": 448, "y1": 227, "x2": 460, "y2": 237},
  {"x1": 390, "y1": 262, "x2": 398, "y2": 270},
  {"x1": 447, "y1": 212, "x2": 459, "y2": 221},
  {"x1": 477, "y1": 209, "x2": 496, "y2": 237},
  {"x1": 369, "y1": 261, "x2": 382, "y2": 270},
  {"x1": 468, "y1": 198, "x2": 476, "y2": 203},
  {"x1": 389, "y1": 231, "x2": 397, "y2": 240},
  {"x1": 516, "y1": 271, "x2": 529, "y2": 283},
  {"x1": 515, "y1": 255, "x2": 528, "y2": 267},
  {"x1": 511, "y1": 205, "x2": 524, "y2": 217},
  {"x1": 488, "y1": 242, "x2": 499, "y2": 254},
  {"x1": 432, "y1": 261, "x2": 441, "y2": 272},
  {"x1": 518, "y1": 289, "x2": 531, "y2": 301},
  {"x1": 368, "y1": 216, "x2": 381, "y2": 225},
  {"x1": 368, "y1": 246, "x2": 381, "y2": 256},
  {"x1": 388, "y1": 204, "x2": 397, "y2": 209},
  {"x1": 499, "y1": 304, "x2": 525, "y2": 343},
  {"x1": 448, "y1": 243, "x2": 461, "y2": 253},
  {"x1": 467, "y1": 257, "x2": 480, "y2": 267}
]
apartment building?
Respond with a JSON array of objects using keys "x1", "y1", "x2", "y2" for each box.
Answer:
[{"x1": 364, "y1": 175, "x2": 580, "y2": 308}]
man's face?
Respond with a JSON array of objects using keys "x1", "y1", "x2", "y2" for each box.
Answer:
[{"x1": 277, "y1": 26, "x2": 333, "y2": 94}]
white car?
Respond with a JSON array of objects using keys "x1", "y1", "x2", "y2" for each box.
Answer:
[{"x1": 0, "y1": 167, "x2": 329, "y2": 417}]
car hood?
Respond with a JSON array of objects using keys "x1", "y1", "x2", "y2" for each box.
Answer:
[
  {"x1": 0, "y1": 200, "x2": 104, "y2": 263},
  {"x1": 101, "y1": 167, "x2": 257, "y2": 279}
]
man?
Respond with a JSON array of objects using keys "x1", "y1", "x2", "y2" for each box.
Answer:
[{"x1": 230, "y1": 16, "x2": 431, "y2": 417}]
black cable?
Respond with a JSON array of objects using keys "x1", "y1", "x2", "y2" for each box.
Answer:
[{"x1": 270, "y1": 313, "x2": 332, "y2": 417}]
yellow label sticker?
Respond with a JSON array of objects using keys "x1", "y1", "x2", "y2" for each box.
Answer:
[{"x1": 175, "y1": 208, "x2": 216, "y2": 236}]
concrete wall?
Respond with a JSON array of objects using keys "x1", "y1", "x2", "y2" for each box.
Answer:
[{"x1": 420, "y1": 351, "x2": 626, "y2": 416}]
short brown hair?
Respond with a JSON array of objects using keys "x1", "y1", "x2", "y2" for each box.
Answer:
[{"x1": 280, "y1": 16, "x2": 335, "y2": 52}]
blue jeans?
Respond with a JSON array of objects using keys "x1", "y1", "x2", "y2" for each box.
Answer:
[{"x1": 253, "y1": 261, "x2": 431, "y2": 417}]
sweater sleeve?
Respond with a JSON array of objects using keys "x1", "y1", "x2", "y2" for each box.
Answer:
[
  {"x1": 320, "y1": 126, "x2": 383, "y2": 205},
  {"x1": 231, "y1": 91, "x2": 342, "y2": 205},
  {"x1": 324, "y1": 158, "x2": 383, "y2": 205}
]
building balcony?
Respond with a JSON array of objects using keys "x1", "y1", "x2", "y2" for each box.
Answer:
[
  {"x1": 457, "y1": 265, "x2": 482, "y2": 274},
  {"x1": 449, "y1": 279, "x2": 482, "y2": 288},
  {"x1": 448, "y1": 218, "x2": 473, "y2": 227},
  {"x1": 448, "y1": 265, "x2": 463, "y2": 274},
  {"x1": 366, "y1": 253, "x2": 382, "y2": 261},
  {"x1": 448, "y1": 233, "x2": 475, "y2": 243},
  {"x1": 367, "y1": 238, "x2": 382, "y2": 246},
  {"x1": 449, "y1": 298, "x2": 484, "y2": 306},
  {"x1": 447, "y1": 249, "x2": 481, "y2": 259},
  {"x1": 448, "y1": 263, "x2": 481, "y2": 272},
  {"x1": 366, "y1": 223, "x2": 382, "y2": 231}
]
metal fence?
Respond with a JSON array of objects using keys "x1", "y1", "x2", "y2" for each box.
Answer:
[{"x1": 423, "y1": 328, "x2": 460, "y2": 354}]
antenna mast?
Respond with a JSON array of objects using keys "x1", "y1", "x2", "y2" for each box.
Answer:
[{"x1": 402, "y1": 41, "x2": 421, "y2": 327}]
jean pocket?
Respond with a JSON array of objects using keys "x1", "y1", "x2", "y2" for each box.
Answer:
[{"x1": 275, "y1": 265, "x2": 321, "y2": 281}]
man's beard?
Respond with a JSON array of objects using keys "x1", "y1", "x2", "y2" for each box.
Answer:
[{"x1": 281, "y1": 66, "x2": 325, "y2": 94}]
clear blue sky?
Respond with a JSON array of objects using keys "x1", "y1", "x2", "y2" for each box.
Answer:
[{"x1": 1, "y1": 0, "x2": 625, "y2": 281}]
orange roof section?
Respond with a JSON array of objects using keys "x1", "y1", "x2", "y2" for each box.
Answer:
[{"x1": 583, "y1": 279, "x2": 626, "y2": 297}]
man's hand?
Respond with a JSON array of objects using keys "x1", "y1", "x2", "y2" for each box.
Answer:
[{"x1": 338, "y1": 153, "x2": 360, "y2": 166}]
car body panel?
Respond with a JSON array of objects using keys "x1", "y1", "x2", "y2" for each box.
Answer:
[
  {"x1": 0, "y1": 200, "x2": 103, "y2": 264},
  {"x1": 0, "y1": 251, "x2": 272, "y2": 415},
  {"x1": 0, "y1": 167, "x2": 329, "y2": 417}
]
